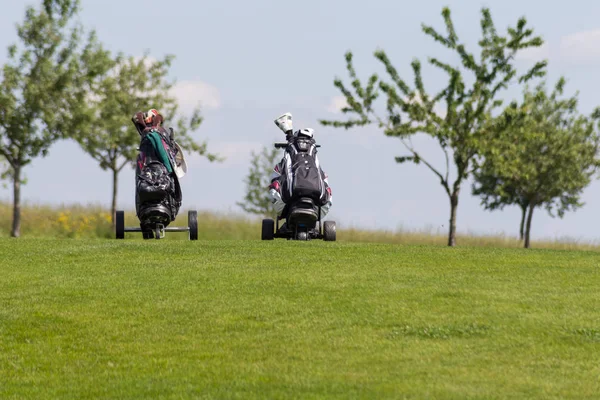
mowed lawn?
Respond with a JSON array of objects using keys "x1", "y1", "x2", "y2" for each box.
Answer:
[{"x1": 0, "y1": 239, "x2": 599, "y2": 399}]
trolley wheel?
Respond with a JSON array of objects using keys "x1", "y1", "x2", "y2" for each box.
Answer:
[
  {"x1": 188, "y1": 210, "x2": 198, "y2": 241},
  {"x1": 323, "y1": 221, "x2": 336, "y2": 242},
  {"x1": 116, "y1": 211, "x2": 125, "y2": 239},
  {"x1": 261, "y1": 219, "x2": 274, "y2": 240}
]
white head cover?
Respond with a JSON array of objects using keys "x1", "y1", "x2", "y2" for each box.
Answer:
[
  {"x1": 274, "y1": 112, "x2": 293, "y2": 133},
  {"x1": 173, "y1": 142, "x2": 187, "y2": 179},
  {"x1": 297, "y1": 128, "x2": 314, "y2": 138}
]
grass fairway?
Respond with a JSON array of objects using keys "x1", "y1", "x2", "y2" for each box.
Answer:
[{"x1": 0, "y1": 239, "x2": 599, "y2": 399}]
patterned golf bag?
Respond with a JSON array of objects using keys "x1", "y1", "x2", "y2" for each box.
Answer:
[{"x1": 133, "y1": 121, "x2": 182, "y2": 232}]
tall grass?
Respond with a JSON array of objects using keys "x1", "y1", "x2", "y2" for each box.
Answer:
[
  {"x1": 0, "y1": 201, "x2": 260, "y2": 240},
  {"x1": 341, "y1": 227, "x2": 600, "y2": 251},
  {"x1": 1, "y1": 201, "x2": 599, "y2": 250},
  {"x1": 0, "y1": 202, "x2": 113, "y2": 239}
]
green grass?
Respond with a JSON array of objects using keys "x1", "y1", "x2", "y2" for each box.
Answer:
[
  {"x1": 0, "y1": 202, "x2": 260, "y2": 240},
  {"x1": 2, "y1": 201, "x2": 600, "y2": 250},
  {"x1": 1, "y1": 239, "x2": 599, "y2": 399}
]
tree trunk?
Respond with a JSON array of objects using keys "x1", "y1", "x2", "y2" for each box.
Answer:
[
  {"x1": 447, "y1": 190, "x2": 459, "y2": 247},
  {"x1": 11, "y1": 166, "x2": 22, "y2": 238},
  {"x1": 524, "y1": 203, "x2": 535, "y2": 249},
  {"x1": 519, "y1": 204, "x2": 527, "y2": 241},
  {"x1": 111, "y1": 168, "x2": 118, "y2": 229}
]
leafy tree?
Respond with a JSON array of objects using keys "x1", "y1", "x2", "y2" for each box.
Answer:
[
  {"x1": 473, "y1": 78, "x2": 600, "y2": 248},
  {"x1": 0, "y1": 0, "x2": 94, "y2": 237},
  {"x1": 472, "y1": 174, "x2": 529, "y2": 240},
  {"x1": 237, "y1": 145, "x2": 280, "y2": 217},
  {"x1": 321, "y1": 7, "x2": 546, "y2": 246},
  {"x1": 66, "y1": 52, "x2": 219, "y2": 226}
]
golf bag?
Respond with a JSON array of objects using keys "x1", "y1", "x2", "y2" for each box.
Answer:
[
  {"x1": 280, "y1": 135, "x2": 327, "y2": 204},
  {"x1": 134, "y1": 127, "x2": 182, "y2": 230},
  {"x1": 270, "y1": 130, "x2": 332, "y2": 227}
]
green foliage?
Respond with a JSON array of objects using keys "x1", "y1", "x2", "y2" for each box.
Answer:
[
  {"x1": 472, "y1": 171, "x2": 530, "y2": 240},
  {"x1": 1, "y1": 239, "x2": 600, "y2": 398},
  {"x1": 0, "y1": 158, "x2": 11, "y2": 188},
  {"x1": 237, "y1": 145, "x2": 280, "y2": 217},
  {"x1": 321, "y1": 6, "x2": 547, "y2": 246},
  {"x1": 69, "y1": 50, "x2": 219, "y2": 170},
  {"x1": 63, "y1": 48, "x2": 220, "y2": 220},
  {"x1": 0, "y1": 0, "x2": 92, "y2": 237},
  {"x1": 473, "y1": 78, "x2": 600, "y2": 247},
  {"x1": 0, "y1": 0, "x2": 82, "y2": 166}
]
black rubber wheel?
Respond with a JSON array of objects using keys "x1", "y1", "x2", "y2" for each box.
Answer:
[
  {"x1": 116, "y1": 210, "x2": 125, "y2": 239},
  {"x1": 142, "y1": 230, "x2": 154, "y2": 240},
  {"x1": 188, "y1": 210, "x2": 198, "y2": 241},
  {"x1": 261, "y1": 219, "x2": 274, "y2": 240},
  {"x1": 323, "y1": 221, "x2": 336, "y2": 241}
]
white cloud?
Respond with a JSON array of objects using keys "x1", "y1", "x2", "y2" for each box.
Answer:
[
  {"x1": 170, "y1": 80, "x2": 221, "y2": 112},
  {"x1": 109, "y1": 55, "x2": 158, "y2": 78},
  {"x1": 326, "y1": 96, "x2": 349, "y2": 113},
  {"x1": 404, "y1": 94, "x2": 446, "y2": 118},
  {"x1": 516, "y1": 43, "x2": 550, "y2": 62},
  {"x1": 130, "y1": 56, "x2": 222, "y2": 111},
  {"x1": 559, "y1": 29, "x2": 600, "y2": 63},
  {"x1": 102, "y1": 56, "x2": 222, "y2": 112},
  {"x1": 515, "y1": 30, "x2": 600, "y2": 65},
  {"x1": 131, "y1": 55, "x2": 158, "y2": 68}
]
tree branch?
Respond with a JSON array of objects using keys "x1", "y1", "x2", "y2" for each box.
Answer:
[
  {"x1": 444, "y1": 146, "x2": 450, "y2": 184},
  {"x1": 401, "y1": 138, "x2": 451, "y2": 197},
  {"x1": 0, "y1": 147, "x2": 16, "y2": 169},
  {"x1": 118, "y1": 157, "x2": 130, "y2": 172}
]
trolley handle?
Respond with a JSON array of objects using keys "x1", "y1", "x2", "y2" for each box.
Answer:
[{"x1": 273, "y1": 142, "x2": 321, "y2": 149}]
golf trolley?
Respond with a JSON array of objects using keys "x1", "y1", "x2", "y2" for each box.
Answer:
[
  {"x1": 116, "y1": 112, "x2": 197, "y2": 241},
  {"x1": 261, "y1": 142, "x2": 336, "y2": 242},
  {"x1": 261, "y1": 199, "x2": 336, "y2": 241},
  {"x1": 115, "y1": 209, "x2": 198, "y2": 240}
]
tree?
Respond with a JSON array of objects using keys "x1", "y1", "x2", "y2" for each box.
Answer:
[
  {"x1": 321, "y1": 7, "x2": 546, "y2": 246},
  {"x1": 0, "y1": 0, "x2": 93, "y2": 237},
  {"x1": 472, "y1": 78, "x2": 600, "y2": 248},
  {"x1": 66, "y1": 52, "x2": 219, "y2": 227},
  {"x1": 472, "y1": 174, "x2": 530, "y2": 240},
  {"x1": 237, "y1": 145, "x2": 280, "y2": 217}
]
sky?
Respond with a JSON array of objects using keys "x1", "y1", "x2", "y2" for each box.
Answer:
[{"x1": 2, "y1": 0, "x2": 600, "y2": 242}]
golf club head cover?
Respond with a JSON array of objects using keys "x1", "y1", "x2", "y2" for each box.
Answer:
[{"x1": 274, "y1": 112, "x2": 293, "y2": 135}]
